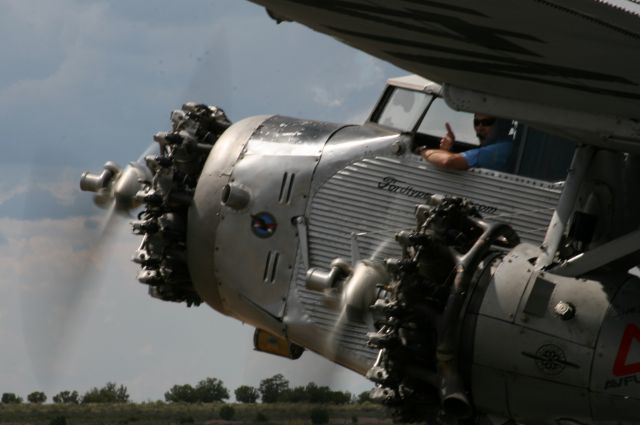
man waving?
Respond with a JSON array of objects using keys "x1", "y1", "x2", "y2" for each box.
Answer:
[{"x1": 418, "y1": 114, "x2": 513, "y2": 172}]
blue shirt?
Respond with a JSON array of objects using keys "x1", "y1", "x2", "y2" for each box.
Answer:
[{"x1": 461, "y1": 139, "x2": 513, "y2": 172}]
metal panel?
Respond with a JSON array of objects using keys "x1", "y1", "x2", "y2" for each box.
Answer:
[
  {"x1": 297, "y1": 155, "x2": 561, "y2": 329},
  {"x1": 478, "y1": 244, "x2": 537, "y2": 323},
  {"x1": 474, "y1": 317, "x2": 593, "y2": 388},
  {"x1": 189, "y1": 115, "x2": 271, "y2": 315},
  {"x1": 287, "y1": 140, "x2": 563, "y2": 371},
  {"x1": 506, "y1": 375, "x2": 593, "y2": 425},
  {"x1": 318, "y1": 156, "x2": 560, "y2": 246},
  {"x1": 591, "y1": 275, "x2": 640, "y2": 398},
  {"x1": 470, "y1": 365, "x2": 510, "y2": 419},
  {"x1": 590, "y1": 392, "x2": 640, "y2": 424},
  {"x1": 514, "y1": 271, "x2": 617, "y2": 348},
  {"x1": 215, "y1": 116, "x2": 343, "y2": 319},
  {"x1": 251, "y1": 0, "x2": 640, "y2": 125}
]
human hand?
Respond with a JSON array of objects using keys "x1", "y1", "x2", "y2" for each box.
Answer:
[{"x1": 440, "y1": 122, "x2": 455, "y2": 151}]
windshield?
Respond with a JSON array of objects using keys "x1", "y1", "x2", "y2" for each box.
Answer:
[
  {"x1": 417, "y1": 98, "x2": 478, "y2": 145},
  {"x1": 377, "y1": 87, "x2": 432, "y2": 132}
]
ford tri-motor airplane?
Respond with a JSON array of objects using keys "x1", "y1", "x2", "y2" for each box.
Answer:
[{"x1": 80, "y1": 1, "x2": 640, "y2": 424}]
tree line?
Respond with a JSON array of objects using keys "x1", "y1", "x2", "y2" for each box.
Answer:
[
  {"x1": 2, "y1": 374, "x2": 371, "y2": 405},
  {"x1": 1, "y1": 382, "x2": 129, "y2": 405}
]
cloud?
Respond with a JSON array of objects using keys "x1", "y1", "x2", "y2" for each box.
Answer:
[
  {"x1": 0, "y1": 168, "x2": 97, "y2": 220},
  {"x1": 1, "y1": 0, "x2": 401, "y2": 168},
  {"x1": 0, "y1": 0, "x2": 237, "y2": 168},
  {"x1": 0, "y1": 187, "x2": 95, "y2": 220},
  {"x1": 309, "y1": 53, "x2": 388, "y2": 112}
]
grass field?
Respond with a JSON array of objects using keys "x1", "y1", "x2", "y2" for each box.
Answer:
[{"x1": 0, "y1": 402, "x2": 394, "y2": 425}]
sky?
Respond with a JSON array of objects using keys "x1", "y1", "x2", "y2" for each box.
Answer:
[{"x1": 0, "y1": 0, "x2": 403, "y2": 402}]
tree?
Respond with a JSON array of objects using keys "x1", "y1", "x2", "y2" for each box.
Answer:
[
  {"x1": 327, "y1": 389, "x2": 351, "y2": 405},
  {"x1": 164, "y1": 384, "x2": 198, "y2": 403},
  {"x1": 234, "y1": 385, "x2": 259, "y2": 403},
  {"x1": 195, "y1": 377, "x2": 229, "y2": 403},
  {"x1": 279, "y1": 385, "x2": 307, "y2": 403},
  {"x1": 219, "y1": 405, "x2": 235, "y2": 420},
  {"x1": 278, "y1": 382, "x2": 352, "y2": 404},
  {"x1": 165, "y1": 378, "x2": 229, "y2": 403},
  {"x1": 52, "y1": 391, "x2": 79, "y2": 404},
  {"x1": 81, "y1": 382, "x2": 129, "y2": 403},
  {"x1": 259, "y1": 374, "x2": 289, "y2": 403},
  {"x1": 1, "y1": 393, "x2": 22, "y2": 404},
  {"x1": 356, "y1": 391, "x2": 371, "y2": 404},
  {"x1": 27, "y1": 391, "x2": 47, "y2": 404}
]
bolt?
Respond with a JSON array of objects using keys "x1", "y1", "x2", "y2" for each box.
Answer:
[
  {"x1": 554, "y1": 301, "x2": 576, "y2": 320},
  {"x1": 391, "y1": 141, "x2": 405, "y2": 155}
]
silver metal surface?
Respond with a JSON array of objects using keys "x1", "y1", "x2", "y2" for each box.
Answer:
[
  {"x1": 467, "y1": 242, "x2": 639, "y2": 423},
  {"x1": 250, "y1": 0, "x2": 640, "y2": 127},
  {"x1": 536, "y1": 146, "x2": 595, "y2": 269},
  {"x1": 283, "y1": 126, "x2": 563, "y2": 375},
  {"x1": 188, "y1": 114, "x2": 272, "y2": 317},
  {"x1": 515, "y1": 271, "x2": 615, "y2": 347},
  {"x1": 591, "y1": 276, "x2": 640, "y2": 399},
  {"x1": 554, "y1": 228, "x2": 640, "y2": 277},
  {"x1": 294, "y1": 216, "x2": 310, "y2": 269},
  {"x1": 213, "y1": 116, "x2": 343, "y2": 320}
]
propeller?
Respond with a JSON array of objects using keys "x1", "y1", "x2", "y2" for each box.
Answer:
[
  {"x1": 80, "y1": 153, "x2": 154, "y2": 217},
  {"x1": 306, "y1": 255, "x2": 389, "y2": 359},
  {"x1": 19, "y1": 16, "x2": 236, "y2": 390},
  {"x1": 299, "y1": 224, "x2": 409, "y2": 398},
  {"x1": 18, "y1": 146, "x2": 157, "y2": 388}
]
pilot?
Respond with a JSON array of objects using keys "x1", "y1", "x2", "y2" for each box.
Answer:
[{"x1": 418, "y1": 114, "x2": 513, "y2": 172}]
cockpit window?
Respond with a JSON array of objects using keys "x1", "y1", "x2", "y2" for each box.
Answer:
[
  {"x1": 417, "y1": 98, "x2": 478, "y2": 145},
  {"x1": 377, "y1": 88, "x2": 432, "y2": 132}
]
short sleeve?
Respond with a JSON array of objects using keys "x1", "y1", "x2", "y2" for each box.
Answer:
[
  {"x1": 461, "y1": 142, "x2": 512, "y2": 172},
  {"x1": 461, "y1": 148, "x2": 480, "y2": 168}
]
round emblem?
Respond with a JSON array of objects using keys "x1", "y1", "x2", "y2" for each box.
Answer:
[
  {"x1": 251, "y1": 212, "x2": 277, "y2": 238},
  {"x1": 534, "y1": 344, "x2": 567, "y2": 375}
]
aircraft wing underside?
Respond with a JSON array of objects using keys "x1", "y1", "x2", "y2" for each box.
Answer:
[{"x1": 250, "y1": 0, "x2": 640, "y2": 137}]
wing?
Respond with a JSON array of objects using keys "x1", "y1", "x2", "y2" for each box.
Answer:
[{"x1": 250, "y1": 0, "x2": 640, "y2": 145}]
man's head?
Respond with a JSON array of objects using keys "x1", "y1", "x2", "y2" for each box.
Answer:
[
  {"x1": 473, "y1": 113, "x2": 496, "y2": 143},
  {"x1": 473, "y1": 113, "x2": 511, "y2": 145}
]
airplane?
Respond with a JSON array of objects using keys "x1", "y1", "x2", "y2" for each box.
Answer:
[{"x1": 80, "y1": 1, "x2": 640, "y2": 424}]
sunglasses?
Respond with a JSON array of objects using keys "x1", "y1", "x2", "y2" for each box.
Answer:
[{"x1": 474, "y1": 118, "x2": 496, "y2": 127}]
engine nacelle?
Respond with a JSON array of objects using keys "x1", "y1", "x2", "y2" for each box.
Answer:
[{"x1": 467, "y1": 246, "x2": 640, "y2": 425}]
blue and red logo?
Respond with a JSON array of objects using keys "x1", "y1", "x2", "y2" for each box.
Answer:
[{"x1": 251, "y1": 212, "x2": 277, "y2": 238}]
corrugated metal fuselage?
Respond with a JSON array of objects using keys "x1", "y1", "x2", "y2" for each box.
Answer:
[{"x1": 188, "y1": 115, "x2": 560, "y2": 368}]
